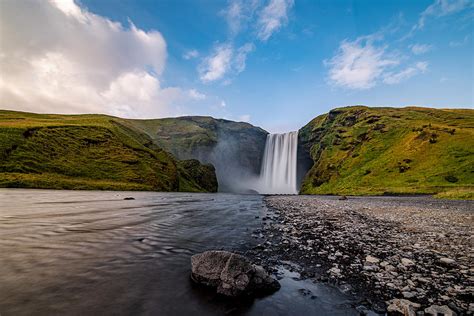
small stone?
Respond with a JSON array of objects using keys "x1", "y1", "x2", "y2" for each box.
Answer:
[
  {"x1": 386, "y1": 299, "x2": 420, "y2": 316},
  {"x1": 439, "y1": 258, "x2": 456, "y2": 267},
  {"x1": 328, "y1": 267, "x2": 341, "y2": 276},
  {"x1": 401, "y1": 258, "x2": 415, "y2": 267},
  {"x1": 366, "y1": 255, "x2": 380, "y2": 264},
  {"x1": 385, "y1": 264, "x2": 396, "y2": 272},
  {"x1": 123, "y1": 197, "x2": 135, "y2": 200},
  {"x1": 417, "y1": 277, "x2": 430, "y2": 283},
  {"x1": 424, "y1": 305, "x2": 455, "y2": 316},
  {"x1": 363, "y1": 265, "x2": 379, "y2": 272}
]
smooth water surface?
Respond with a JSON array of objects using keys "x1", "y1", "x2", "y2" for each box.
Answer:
[{"x1": 0, "y1": 189, "x2": 356, "y2": 315}]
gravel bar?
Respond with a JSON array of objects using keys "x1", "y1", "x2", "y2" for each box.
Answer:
[{"x1": 247, "y1": 195, "x2": 473, "y2": 315}]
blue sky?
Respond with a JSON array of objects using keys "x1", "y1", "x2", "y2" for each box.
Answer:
[{"x1": 1, "y1": 0, "x2": 473, "y2": 132}]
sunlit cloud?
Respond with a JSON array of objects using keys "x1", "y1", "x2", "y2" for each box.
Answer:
[
  {"x1": 198, "y1": 43, "x2": 254, "y2": 83},
  {"x1": 257, "y1": 0, "x2": 294, "y2": 41},
  {"x1": 325, "y1": 38, "x2": 399, "y2": 90},
  {"x1": 0, "y1": 0, "x2": 202, "y2": 118}
]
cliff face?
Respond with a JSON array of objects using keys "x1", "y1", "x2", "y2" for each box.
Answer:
[
  {"x1": 298, "y1": 106, "x2": 474, "y2": 199},
  {"x1": 126, "y1": 116, "x2": 268, "y2": 192},
  {"x1": 0, "y1": 110, "x2": 217, "y2": 192},
  {"x1": 178, "y1": 159, "x2": 218, "y2": 193}
]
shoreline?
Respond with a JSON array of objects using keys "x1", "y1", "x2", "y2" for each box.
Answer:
[
  {"x1": 1, "y1": 186, "x2": 473, "y2": 201},
  {"x1": 246, "y1": 195, "x2": 473, "y2": 314}
]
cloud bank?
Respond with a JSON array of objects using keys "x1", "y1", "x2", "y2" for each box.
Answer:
[{"x1": 0, "y1": 0, "x2": 203, "y2": 117}]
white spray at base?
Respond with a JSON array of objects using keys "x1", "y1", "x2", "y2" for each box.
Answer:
[{"x1": 257, "y1": 131, "x2": 298, "y2": 194}]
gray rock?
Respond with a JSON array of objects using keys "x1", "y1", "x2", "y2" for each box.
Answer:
[
  {"x1": 366, "y1": 255, "x2": 380, "y2": 264},
  {"x1": 439, "y1": 258, "x2": 456, "y2": 267},
  {"x1": 424, "y1": 305, "x2": 455, "y2": 316},
  {"x1": 401, "y1": 258, "x2": 415, "y2": 267},
  {"x1": 328, "y1": 267, "x2": 341, "y2": 276},
  {"x1": 386, "y1": 298, "x2": 420, "y2": 316},
  {"x1": 402, "y1": 291, "x2": 416, "y2": 299},
  {"x1": 191, "y1": 250, "x2": 280, "y2": 297}
]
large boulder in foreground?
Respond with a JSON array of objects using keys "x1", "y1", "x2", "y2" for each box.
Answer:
[{"x1": 191, "y1": 250, "x2": 280, "y2": 297}]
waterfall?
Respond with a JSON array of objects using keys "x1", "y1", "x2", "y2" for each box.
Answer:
[{"x1": 258, "y1": 131, "x2": 298, "y2": 194}]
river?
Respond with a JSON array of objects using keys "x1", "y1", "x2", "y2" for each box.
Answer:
[{"x1": 0, "y1": 189, "x2": 356, "y2": 315}]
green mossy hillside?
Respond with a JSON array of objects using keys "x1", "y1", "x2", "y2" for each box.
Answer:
[
  {"x1": 299, "y1": 106, "x2": 474, "y2": 199},
  {"x1": 177, "y1": 159, "x2": 218, "y2": 192},
  {"x1": 123, "y1": 116, "x2": 268, "y2": 192},
  {"x1": 0, "y1": 110, "x2": 217, "y2": 192},
  {"x1": 124, "y1": 116, "x2": 268, "y2": 176}
]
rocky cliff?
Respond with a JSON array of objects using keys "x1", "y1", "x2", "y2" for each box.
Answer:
[{"x1": 126, "y1": 116, "x2": 268, "y2": 192}]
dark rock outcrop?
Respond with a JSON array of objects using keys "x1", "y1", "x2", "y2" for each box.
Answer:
[
  {"x1": 191, "y1": 250, "x2": 280, "y2": 297},
  {"x1": 178, "y1": 159, "x2": 218, "y2": 192}
]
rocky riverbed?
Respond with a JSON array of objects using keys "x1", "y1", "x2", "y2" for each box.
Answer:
[{"x1": 245, "y1": 195, "x2": 473, "y2": 315}]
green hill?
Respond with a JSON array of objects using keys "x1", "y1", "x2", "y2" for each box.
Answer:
[
  {"x1": 122, "y1": 116, "x2": 268, "y2": 192},
  {"x1": 0, "y1": 110, "x2": 217, "y2": 192},
  {"x1": 299, "y1": 106, "x2": 474, "y2": 199}
]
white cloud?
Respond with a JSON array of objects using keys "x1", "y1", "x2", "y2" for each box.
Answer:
[
  {"x1": 183, "y1": 49, "x2": 199, "y2": 60},
  {"x1": 198, "y1": 44, "x2": 233, "y2": 82},
  {"x1": 198, "y1": 43, "x2": 254, "y2": 83},
  {"x1": 257, "y1": 0, "x2": 294, "y2": 41},
  {"x1": 449, "y1": 35, "x2": 470, "y2": 47},
  {"x1": 224, "y1": 1, "x2": 245, "y2": 35},
  {"x1": 199, "y1": 0, "x2": 294, "y2": 84},
  {"x1": 234, "y1": 43, "x2": 255, "y2": 73},
  {"x1": 416, "y1": 0, "x2": 472, "y2": 29},
  {"x1": 0, "y1": 0, "x2": 200, "y2": 118},
  {"x1": 383, "y1": 61, "x2": 428, "y2": 85},
  {"x1": 220, "y1": 100, "x2": 227, "y2": 108},
  {"x1": 238, "y1": 114, "x2": 251, "y2": 122},
  {"x1": 325, "y1": 38, "x2": 399, "y2": 90},
  {"x1": 410, "y1": 43, "x2": 433, "y2": 55},
  {"x1": 188, "y1": 89, "x2": 207, "y2": 100}
]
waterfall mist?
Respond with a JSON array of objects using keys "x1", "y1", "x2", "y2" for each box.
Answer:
[{"x1": 256, "y1": 131, "x2": 298, "y2": 194}]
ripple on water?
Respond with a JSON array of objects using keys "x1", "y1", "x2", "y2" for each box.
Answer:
[{"x1": 0, "y1": 189, "x2": 357, "y2": 315}]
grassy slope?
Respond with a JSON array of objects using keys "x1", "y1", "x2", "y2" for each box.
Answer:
[
  {"x1": 124, "y1": 116, "x2": 267, "y2": 162},
  {"x1": 299, "y1": 106, "x2": 474, "y2": 199},
  {"x1": 123, "y1": 116, "x2": 219, "y2": 159},
  {"x1": 123, "y1": 116, "x2": 269, "y2": 186},
  {"x1": 0, "y1": 110, "x2": 216, "y2": 192}
]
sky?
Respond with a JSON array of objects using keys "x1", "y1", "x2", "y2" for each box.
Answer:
[{"x1": 0, "y1": 0, "x2": 473, "y2": 132}]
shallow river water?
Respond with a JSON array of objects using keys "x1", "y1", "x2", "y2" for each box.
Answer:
[{"x1": 0, "y1": 189, "x2": 356, "y2": 315}]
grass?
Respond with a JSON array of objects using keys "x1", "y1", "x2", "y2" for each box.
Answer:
[
  {"x1": 123, "y1": 116, "x2": 267, "y2": 161},
  {"x1": 299, "y1": 106, "x2": 474, "y2": 199},
  {"x1": 0, "y1": 110, "x2": 216, "y2": 192}
]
